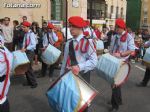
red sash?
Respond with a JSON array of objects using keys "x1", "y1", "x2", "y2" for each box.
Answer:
[{"x1": 0, "y1": 50, "x2": 10, "y2": 100}]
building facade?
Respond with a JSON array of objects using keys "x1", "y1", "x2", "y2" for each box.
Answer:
[
  {"x1": 141, "y1": 0, "x2": 150, "y2": 31},
  {"x1": 0, "y1": 0, "x2": 127, "y2": 27},
  {"x1": 105, "y1": 0, "x2": 127, "y2": 26},
  {"x1": 87, "y1": 0, "x2": 127, "y2": 28},
  {"x1": 0, "y1": 0, "x2": 87, "y2": 26}
]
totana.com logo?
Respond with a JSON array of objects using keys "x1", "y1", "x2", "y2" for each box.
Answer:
[{"x1": 3, "y1": 3, "x2": 41, "y2": 8}]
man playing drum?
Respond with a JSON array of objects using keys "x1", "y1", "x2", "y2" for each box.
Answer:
[
  {"x1": 137, "y1": 39, "x2": 150, "y2": 87},
  {"x1": 21, "y1": 21, "x2": 38, "y2": 88},
  {"x1": 60, "y1": 16, "x2": 98, "y2": 112},
  {"x1": 37, "y1": 23, "x2": 58, "y2": 80},
  {"x1": 109, "y1": 18, "x2": 135, "y2": 112},
  {"x1": 0, "y1": 35, "x2": 13, "y2": 112}
]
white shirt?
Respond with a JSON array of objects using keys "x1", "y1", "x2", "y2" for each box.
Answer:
[
  {"x1": 0, "y1": 47, "x2": 13, "y2": 102},
  {"x1": 42, "y1": 31, "x2": 58, "y2": 47},
  {"x1": 60, "y1": 33, "x2": 98, "y2": 75},
  {"x1": 83, "y1": 27, "x2": 97, "y2": 39},
  {"x1": 22, "y1": 30, "x2": 36, "y2": 51},
  {"x1": 0, "y1": 25, "x2": 13, "y2": 43}
]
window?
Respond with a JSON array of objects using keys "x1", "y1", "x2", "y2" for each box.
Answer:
[
  {"x1": 87, "y1": 0, "x2": 106, "y2": 19},
  {"x1": 111, "y1": 5, "x2": 113, "y2": 13},
  {"x1": 116, "y1": 6, "x2": 119, "y2": 18},
  {"x1": 121, "y1": 7, "x2": 123, "y2": 17},
  {"x1": 144, "y1": 18, "x2": 147, "y2": 24}
]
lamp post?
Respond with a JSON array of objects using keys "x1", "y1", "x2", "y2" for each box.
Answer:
[
  {"x1": 65, "y1": 0, "x2": 68, "y2": 42},
  {"x1": 89, "y1": 0, "x2": 93, "y2": 26}
]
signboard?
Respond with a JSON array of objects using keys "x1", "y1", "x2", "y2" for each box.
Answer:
[
  {"x1": 72, "y1": 0, "x2": 79, "y2": 8},
  {"x1": 49, "y1": 20, "x2": 63, "y2": 27}
]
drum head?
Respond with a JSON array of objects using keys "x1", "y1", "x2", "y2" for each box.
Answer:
[{"x1": 114, "y1": 63, "x2": 130, "y2": 85}]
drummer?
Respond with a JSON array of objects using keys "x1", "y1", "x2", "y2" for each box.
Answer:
[
  {"x1": 37, "y1": 23, "x2": 58, "y2": 80},
  {"x1": 60, "y1": 16, "x2": 98, "y2": 112},
  {"x1": 21, "y1": 21, "x2": 38, "y2": 88},
  {"x1": 137, "y1": 38, "x2": 150, "y2": 87},
  {"x1": 83, "y1": 20, "x2": 97, "y2": 39},
  {"x1": 0, "y1": 35, "x2": 12, "y2": 112},
  {"x1": 109, "y1": 18, "x2": 135, "y2": 112}
]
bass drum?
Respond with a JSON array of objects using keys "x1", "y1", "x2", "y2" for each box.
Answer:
[
  {"x1": 96, "y1": 53, "x2": 130, "y2": 86},
  {"x1": 12, "y1": 50, "x2": 30, "y2": 75}
]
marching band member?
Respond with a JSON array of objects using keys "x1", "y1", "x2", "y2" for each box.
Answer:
[
  {"x1": 21, "y1": 21, "x2": 38, "y2": 88},
  {"x1": 60, "y1": 16, "x2": 98, "y2": 112},
  {"x1": 0, "y1": 35, "x2": 12, "y2": 112},
  {"x1": 83, "y1": 20, "x2": 97, "y2": 39},
  {"x1": 137, "y1": 39, "x2": 150, "y2": 87},
  {"x1": 37, "y1": 23, "x2": 58, "y2": 80},
  {"x1": 109, "y1": 18, "x2": 135, "y2": 112}
]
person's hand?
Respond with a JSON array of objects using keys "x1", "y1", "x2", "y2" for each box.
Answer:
[
  {"x1": 113, "y1": 53, "x2": 121, "y2": 58},
  {"x1": 71, "y1": 65, "x2": 80, "y2": 75},
  {"x1": 112, "y1": 84, "x2": 119, "y2": 88},
  {"x1": 21, "y1": 48, "x2": 26, "y2": 52},
  {"x1": 40, "y1": 48, "x2": 45, "y2": 52}
]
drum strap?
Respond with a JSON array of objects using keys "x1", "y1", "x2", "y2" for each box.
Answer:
[
  {"x1": 47, "y1": 32, "x2": 54, "y2": 45},
  {"x1": 24, "y1": 32, "x2": 32, "y2": 49},
  {"x1": 69, "y1": 40, "x2": 78, "y2": 66},
  {"x1": 0, "y1": 50, "x2": 10, "y2": 100},
  {"x1": 112, "y1": 36, "x2": 119, "y2": 53}
]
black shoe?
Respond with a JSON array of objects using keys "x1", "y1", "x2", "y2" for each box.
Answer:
[
  {"x1": 107, "y1": 101, "x2": 122, "y2": 105},
  {"x1": 30, "y1": 84, "x2": 37, "y2": 88},
  {"x1": 136, "y1": 82, "x2": 147, "y2": 87},
  {"x1": 37, "y1": 74, "x2": 45, "y2": 78},
  {"x1": 108, "y1": 107, "x2": 118, "y2": 112},
  {"x1": 22, "y1": 82, "x2": 31, "y2": 86}
]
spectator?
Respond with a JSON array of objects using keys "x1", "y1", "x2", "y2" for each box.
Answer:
[
  {"x1": 12, "y1": 20, "x2": 20, "y2": 51},
  {"x1": 1, "y1": 17, "x2": 13, "y2": 51}
]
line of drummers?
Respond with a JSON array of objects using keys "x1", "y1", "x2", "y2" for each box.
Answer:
[{"x1": 0, "y1": 16, "x2": 150, "y2": 112}]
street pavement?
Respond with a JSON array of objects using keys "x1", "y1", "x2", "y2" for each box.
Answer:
[{"x1": 8, "y1": 62, "x2": 150, "y2": 112}]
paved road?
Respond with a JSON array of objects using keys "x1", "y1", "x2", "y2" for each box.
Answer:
[{"x1": 8, "y1": 62, "x2": 150, "y2": 112}]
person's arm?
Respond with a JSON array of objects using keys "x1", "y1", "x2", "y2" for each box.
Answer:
[
  {"x1": 60, "y1": 41, "x2": 69, "y2": 75},
  {"x1": 144, "y1": 40, "x2": 150, "y2": 48}
]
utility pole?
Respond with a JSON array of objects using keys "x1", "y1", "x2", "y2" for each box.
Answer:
[
  {"x1": 65, "y1": 0, "x2": 68, "y2": 42},
  {"x1": 89, "y1": 0, "x2": 93, "y2": 26}
]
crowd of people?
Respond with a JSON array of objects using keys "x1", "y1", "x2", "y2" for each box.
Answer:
[{"x1": 0, "y1": 15, "x2": 150, "y2": 112}]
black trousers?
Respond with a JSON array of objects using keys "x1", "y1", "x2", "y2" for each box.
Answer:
[
  {"x1": 0, "y1": 98, "x2": 10, "y2": 112},
  {"x1": 142, "y1": 68, "x2": 150, "y2": 85},
  {"x1": 80, "y1": 71, "x2": 91, "y2": 112},
  {"x1": 111, "y1": 86, "x2": 122, "y2": 110},
  {"x1": 25, "y1": 51, "x2": 37, "y2": 86},
  {"x1": 41, "y1": 62, "x2": 55, "y2": 77}
]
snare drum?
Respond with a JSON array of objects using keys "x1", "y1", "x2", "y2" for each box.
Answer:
[
  {"x1": 143, "y1": 47, "x2": 150, "y2": 68},
  {"x1": 12, "y1": 50, "x2": 30, "y2": 75},
  {"x1": 47, "y1": 71, "x2": 97, "y2": 112},
  {"x1": 41, "y1": 44, "x2": 61, "y2": 65},
  {"x1": 96, "y1": 53, "x2": 130, "y2": 86},
  {"x1": 96, "y1": 39, "x2": 104, "y2": 56}
]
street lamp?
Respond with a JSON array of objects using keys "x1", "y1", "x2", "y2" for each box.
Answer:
[
  {"x1": 89, "y1": 0, "x2": 93, "y2": 26},
  {"x1": 65, "y1": 0, "x2": 68, "y2": 42}
]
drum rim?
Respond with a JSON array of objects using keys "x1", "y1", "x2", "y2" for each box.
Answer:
[
  {"x1": 13, "y1": 62, "x2": 30, "y2": 74},
  {"x1": 78, "y1": 92, "x2": 97, "y2": 112},
  {"x1": 114, "y1": 62, "x2": 131, "y2": 86}
]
